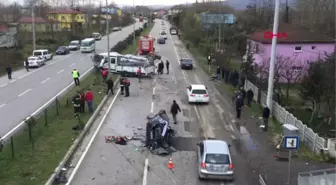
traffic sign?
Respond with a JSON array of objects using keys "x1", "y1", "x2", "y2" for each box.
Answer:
[
  {"x1": 101, "y1": 7, "x2": 116, "y2": 14},
  {"x1": 200, "y1": 13, "x2": 235, "y2": 24},
  {"x1": 284, "y1": 136, "x2": 299, "y2": 149}
]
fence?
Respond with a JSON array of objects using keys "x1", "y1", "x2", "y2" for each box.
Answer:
[
  {"x1": 0, "y1": 68, "x2": 97, "y2": 158},
  {"x1": 244, "y1": 80, "x2": 327, "y2": 154}
]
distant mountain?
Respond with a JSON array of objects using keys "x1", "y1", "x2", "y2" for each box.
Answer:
[{"x1": 221, "y1": 0, "x2": 296, "y2": 10}]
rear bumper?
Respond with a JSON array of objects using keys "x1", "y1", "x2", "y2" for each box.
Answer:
[
  {"x1": 181, "y1": 64, "x2": 193, "y2": 69},
  {"x1": 188, "y1": 97, "x2": 209, "y2": 103},
  {"x1": 199, "y1": 171, "x2": 234, "y2": 180}
]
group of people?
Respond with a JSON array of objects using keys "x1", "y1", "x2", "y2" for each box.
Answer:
[
  {"x1": 72, "y1": 88, "x2": 94, "y2": 116},
  {"x1": 157, "y1": 60, "x2": 170, "y2": 75},
  {"x1": 233, "y1": 87, "x2": 270, "y2": 132}
]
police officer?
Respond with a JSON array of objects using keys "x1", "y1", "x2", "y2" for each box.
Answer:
[
  {"x1": 124, "y1": 78, "x2": 130, "y2": 97},
  {"x1": 72, "y1": 69, "x2": 80, "y2": 86},
  {"x1": 79, "y1": 91, "x2": 85, "y2": 112},
  {"x1": 72, "y1": 91, "x2": 81, "y2": 116},
  {"x1": 165, "y1": 60, "x2": 170, "y2": 74},
  {"x1": 235, "y1": 93, "x2": 244, "y2": 119},
  {"x1": 120, "y1": 76, "x2": 125, "y2": 95},
  {"x1": 25, "y1": 58, "x2": 29, "y2": 72},
  {"x1": 6, "y1": 65, "x2": 12, "y2": 79}
]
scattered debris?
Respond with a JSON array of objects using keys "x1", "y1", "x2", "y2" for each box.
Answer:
[{"x1": 105, "y1": 136, "x2": 132, "y2": 145}]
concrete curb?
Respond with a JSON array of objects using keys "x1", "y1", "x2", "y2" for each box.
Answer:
[{"x1": 44, "y1": 76, "x2": 120, "y2": 185}]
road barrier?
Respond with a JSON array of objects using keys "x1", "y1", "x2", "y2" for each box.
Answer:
[
  {"x1": 0, "y1": 25, "x2": 147, "y2": 159},
  {"x1": 259, "y1": 174, "x2": 267, "y2": 185}
]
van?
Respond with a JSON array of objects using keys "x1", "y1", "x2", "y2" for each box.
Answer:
[
  {"x1": 92, "y1": 32, "x2": 102, "y2": 40},
  {"x1": 33, "y1": 49, "x2": 53, "y2": 60}
]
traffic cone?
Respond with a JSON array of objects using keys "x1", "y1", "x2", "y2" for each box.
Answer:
[{"x1": 167, "y1": 158, "x2": 175, "y2": 169}]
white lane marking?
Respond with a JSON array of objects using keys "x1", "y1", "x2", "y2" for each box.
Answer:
[
  {"x1": 193, "y1": 105, "x2": 201, "y2": 120},
  {"x1": 0, "y1": 103, "x2": 6, "y2": 108},
  {"x1": 0, "y1": 84, "x2": 7, "y2": 88},
  {"x1": 229, "y1": 124, "x2": 235, "y2": 132},
  {"x1": 10, "y1": 80, "x2": 16, "y2": 83},
  {"x1": 16, "y1": 63, "x2": 53, "y2": 80},
  {"x1": 152, "y1": 87, "x2": 156, "y2": 95},
  {"x1": 194, "y1": 73, "x2": 202, "y2": 83},
  {"x1": 150, "y1": 101, "x2": 154, "y2": 113},
  {"x1": 65, "y1": 88, "x2": 121, "y2": 184},
  {"x1": 57, "y1": 69, "x2": 64, "y2": 74},
  {"x1": 142, "y1": 158, "x2": 149, "y2": 185},
  {"x1": 18, "y1": 88, "x2": 32, "y2": 97},
  {"x1": 69, "y1": 63, "x2": 75, "y2": 67},
  {"x1": 40, "y1": 77, "x2": 51, "y2": 84},
  {"x1": 169, "y1": 36, "x2": 188, "y2": 82}
]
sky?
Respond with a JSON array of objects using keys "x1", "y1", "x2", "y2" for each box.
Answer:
[{"x1": 5, "y1": 0, "x2": 198, "y2": 6}]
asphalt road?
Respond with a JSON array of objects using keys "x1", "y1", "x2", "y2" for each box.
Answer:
[
  {"x1": 0, "y1": 21, "x2": 143, "y2": 137},
  {"x1": 66, "y1": 20, "x2": 260, "y2": 185}
]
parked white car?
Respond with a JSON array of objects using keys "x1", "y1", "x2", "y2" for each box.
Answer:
[
  {"x1": 24, "y1": 56, "x2": 45, "y2": 68},
  {"x1": 68, "y1": 40, "x2": 80, "y2": 50},
  {"x1": 187, "y1": 84, "x2": 209, "y2": 104},
  {"x1": 33, "y1": 49, "x2": 53, "y2": 60}
]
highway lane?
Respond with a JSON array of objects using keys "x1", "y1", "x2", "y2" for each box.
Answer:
[
  {"x1": 64, "y1": 21, "x2": 258, "y2": 185},
  {"x1": 0, "y1": 21, "x2": 143, "y2": 137}
]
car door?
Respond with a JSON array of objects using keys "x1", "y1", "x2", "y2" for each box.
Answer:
[{"x1": 197, "y1": 142, "x2": 204, "y2": 172}]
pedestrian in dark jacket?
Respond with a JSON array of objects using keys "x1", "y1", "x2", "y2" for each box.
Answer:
[
  {"x1": 79, "y1": 91, "x2": 85, "y2": 112},
  {"x1": 6, "y1": 65, "x2": 12, "y2": 79},
  {"x1": 240, "y1": 87, "x2": 246, "y2": 105},
  {"x1": 216, "y1": 66, "x2": 221, "y2": 79},
  {"x1": 120, "y1": 76, "x2": 125, "y2": 95},
  {"x1": 72, "y1": 91, "x2": 81, "y2": 115},
  {"x1": 221, "y1": 66, "x2": 226, "y2": 79},
  {"x1": 165, "y1": 60, "x2": 169, "y2": 74},
  {"x1": 123, "y1": 78, "x2": 130, "y2": 97},
  {"x1": 25, "y1": 59, "x2": 29, "y2": 72},
  {"x1": 235, "y1": 94, "x2": 243, "y2": 119},
  {"x1": 106, "y1": 76, "x2": 114, "y2": 95},
  {"x1": 262, "y1": 105, "x2": 270, "y2": 131},
  {"x1": 170, "y1": 100, "x2": 181, "y2": 124},
  {"x1": 85, "y1": 88, "x2": 94, "y2": 113},
  {"x1": 224, "y1": 68, "x2": 230, "y2": 83},
  {"x1": 246, "y1": 89, "x2": 254, "y2": 106},
  {"x1": 159, "y1": 61, "x2": 164, "y2": 74}
]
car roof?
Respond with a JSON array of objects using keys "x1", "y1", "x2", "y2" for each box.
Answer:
[
  {"x1": 34, "y1": 49, "x2": 48, "y2": 52},
  {"x1": 204, "y1": 140, "x2": 230, "y2": 154},
  {"x1": 99, "y1": 52, "x2": 121, "y2": 56},
  {"x1": 190, "y1": 84, "x2": 206, "y2": 89},
  {"x1": 29, "y1": 56, "x2": 38, "y2": 58},
  {"x1": 70, "y1": 40, "x2": 79, "y2": 42}
]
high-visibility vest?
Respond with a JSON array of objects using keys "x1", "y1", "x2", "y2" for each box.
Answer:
[{"x1": 72, "y1": 70, "x2": 79, "y2": 78}]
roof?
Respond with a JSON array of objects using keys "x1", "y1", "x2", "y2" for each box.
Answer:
[
  {"x1": 19, "y1": 17, "x2": 48, "y2": 23},
  {"x1": 204, "y1": 140, "x2": 230, "y2": 154},
  {"x1": 99, "y1": 52, "x2": 121, "y2": 56},
  {"x1": 191, "y1": 84, "x2": 206, "y2": 89},
  {"x1": 247, "y1": 23, "x2": 335, "y2": 44},
  {"x1": 48, "y1": 9, "x2": 84, "y2": 14}
]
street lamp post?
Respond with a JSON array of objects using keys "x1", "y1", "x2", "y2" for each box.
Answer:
[
  {"x1": 266, "y1": 0, "x2": 280, "y2": 110},
  {"x1": 32, "y1": 7, "x2": 36, "y2": 51},
  {"x1": 105, "y1": 0, "x2": 111, "y2": 74},
  {"x1": 133, "y1": 0, "x2": 136, "y2": 45}
]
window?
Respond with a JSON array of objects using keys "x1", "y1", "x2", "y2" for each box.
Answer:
[
  {"x1": 81, "y1": 15, "x2": 84, "y2": 19},
  {"x1": 311, "y1": 46, "x2": 316, "y2": 50},
  {"x1": 205, "y1": 154, "x2": 230, "y2": 164},
  {"x1": 192, "y1": 89, "x2": 207, "y2": 94},
  {"x1": 294, "y1": 46, "x2": 302, "y2": 52},
  {"x1": 110, "y1": 57, "x2": 116, "y2": 64}
]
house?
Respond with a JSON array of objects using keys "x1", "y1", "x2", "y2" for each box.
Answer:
[
  {"x1": 47, "y1": 9, "x2": 86, "y2": 30},
  {"x1": 246, "y1": 24, "x2": 335, "y2": 82},
  {"x1": 18, "y1": 17, "x2": 51, "y2": 32},
  {"x1": 0, "y1": 22, "x2": 17, "y2": 48}
]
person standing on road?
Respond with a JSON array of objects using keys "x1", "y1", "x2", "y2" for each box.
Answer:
[
  {"x1": 6, "y1": 65, "x2": 12, "y2": 79},
  {"x1": 106, "y1": 76, "x2": 114, "y2": 95},
  {"x1": 262, "y1": 104, "x2": 270, "y2": 131},
  {"x1": 25, "y1": 58, "x2": 29, "y2": 72},
  {"x1": 207, "y1": 54, "x2": 212, "y2": 65},
  {"x1": 165, "y1": 60, "x2": 170, "y2": 74},
  {"x1": 85, "y1": 88, "x2": 94, "y2": 113},
  {"x1": 170, "y1": 100, "x2": 181, "y2": 124},
  {"x1": 235, "y1": 93, "x2": 243, "y2": 119},
  {"x1": 72, "y1": 91, "x2": 81, "y2": 116},
  {"x1": 216, "y1": 66, "x2": 221, "y2": 80},
  {"x1": 246, "y1": 89, "x2": 254, "y2": 107},
  {"x1": 240, "y1": 87, "x2": 246, "y2": 106},
  {"x1": 120, "y1": 76, "x2": 125, "y2": 95},
  {"x1": 79, "y1": 91, "x2": 85, "y2": 113},
  {"x1": 72, "y1": 69, "x2": 80, "y2": 86},
  {"x1": 136, "y1": 67, "x2": 141, "y2": 83},
  {"x1": 124, "y1": 77, "x2": 130, "y2": 97}
]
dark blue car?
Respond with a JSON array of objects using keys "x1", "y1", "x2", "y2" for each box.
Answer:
[
  {"x1": 157, "y1": 37, "x2": 165, "y2": 44},
  {"x1": 56, "y1": 46, "x2": 70, "y2": 55}
]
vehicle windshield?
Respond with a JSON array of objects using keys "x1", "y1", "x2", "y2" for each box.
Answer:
[
  {"x1": 160, "y1": 31, "x2": 166, "y2": 35},
  {"x1": 182, "y1": 59, "x2": 192, "y2": 63},
  {"x1": 58, "y1": 46, "x2": 66, "y2": 50},
  {"x1": 28, "y1": 57, "x2": 37, "y2": 60},
  {"x1": 70, "y1": 42, "x2": 78, "y2": 45},
  {"x1": 191, "y1": 89, "x2": 207, "y2": 94},
  {"x1": 81, "y1": 42, "x2": 92, "y2": 46},
  {"x1": 33, "y1": 52, "x2": 42, "y2": 56},
  {"x1": 205, "y1": 154, "x2": 230, "y2": 164}
]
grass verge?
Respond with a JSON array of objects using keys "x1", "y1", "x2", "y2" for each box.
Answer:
[{"x1": 0, "y1": 22, "x2": 155, "y2": 185}]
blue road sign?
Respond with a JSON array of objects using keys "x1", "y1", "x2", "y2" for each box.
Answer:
[
  {"x1": 284, "y1": 136, "x2": 299, "y2": 149},
  {"x1": 101, "y1": 7, "x2": 116, "y2": 14},
  {"x1": 200, "y1": 13, "x2": 235, "y2": 24}
]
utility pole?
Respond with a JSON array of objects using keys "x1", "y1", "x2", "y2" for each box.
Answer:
[
  {"x1": 218, "y1": 0, "x2": 221, "y2": 51},
  {"x1": 105, "y1": 0, "x2": 111, "y2": 74},
  {"x1": 133, "y1": 0, "x2": 136, "y2": 45},
  {"x1": 266, "y1": 0, "x2": 280, "y2": 111},
  {"x1": 32, "y1": 6, "x2": 36, "y2": 51}
]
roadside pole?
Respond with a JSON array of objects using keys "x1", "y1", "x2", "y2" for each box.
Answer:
[
  {"x1": 284, "y1": 136, "x2": 299, "y2": 185},
  {"x1": 32, "y1": 6, "x2": 36, "y2": 51},
  {"x1": 133, "y1": 0, "x2": 136, "y2": 45},
  {"x1": 105, "y1": 0, "x2": 111, "y2": 75}
]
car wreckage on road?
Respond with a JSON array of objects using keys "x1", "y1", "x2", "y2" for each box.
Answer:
[{"x1": 145, "y1": 110, "x2": 177, "y2": 155}]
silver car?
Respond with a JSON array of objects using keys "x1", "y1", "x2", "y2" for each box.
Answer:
[{"x1": 197, "y1": 140, "x2": 234, "y2": 181}]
